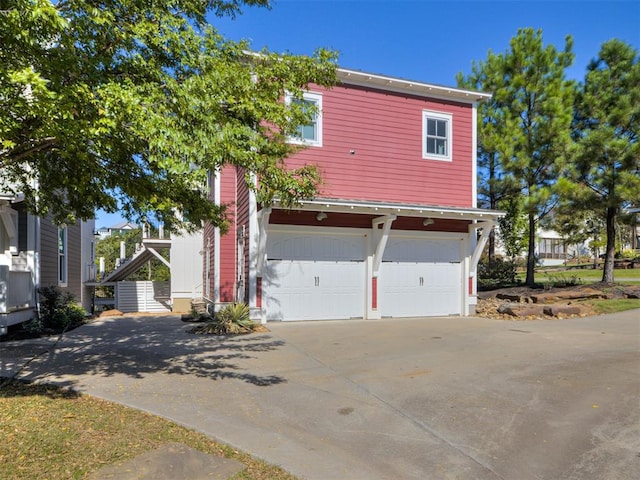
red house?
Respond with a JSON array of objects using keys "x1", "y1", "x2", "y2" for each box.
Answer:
[{"x1": 203, "y1": 68, "x2": 502, "y2": 322}]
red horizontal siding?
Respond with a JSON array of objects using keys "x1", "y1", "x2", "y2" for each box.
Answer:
[
  {"x1": 286, "y1": 84, "x2": 474, "y2": 208},
  {"x1": 219, "y1": 165, "x2": 237, "y2": 303}
]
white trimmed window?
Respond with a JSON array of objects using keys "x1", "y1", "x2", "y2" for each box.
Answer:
[
  {"x1": 286, "y1": 92, "x2": 323, "y2": 147},
  {"x1": 58, "y1": 227, "x2": 67, "y2": 286},
  {"x1": 423, "y1": 111, "x2": 452, "y2": 161}
]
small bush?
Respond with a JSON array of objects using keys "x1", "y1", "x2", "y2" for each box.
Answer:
[
  {"x1": 28, "y1": 286, "x2": 87, "y2": 335},
  {"x1": 543, "y1": 273, "x2": 583, "y2": 289},
  {"x1": 478, "y1": 258, "x2": 518, "y2": 289},
  {"x1": 189, "y1": 303, "x2": 257, "y2": 335},
  {"x1": 620, "y1": 248, "x2": 639, "y2": 260}
]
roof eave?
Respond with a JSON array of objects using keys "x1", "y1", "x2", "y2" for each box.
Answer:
[
  {"x1": 272, "y1": 198, "x2": 504, "y2": 222},
  {"x1": 337, "y1": 68, "x2": 492, "y2": 103}
]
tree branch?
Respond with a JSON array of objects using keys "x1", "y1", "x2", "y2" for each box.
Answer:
[{"x1": 0, "y1": 137, "x2": 58, "y2": 165}]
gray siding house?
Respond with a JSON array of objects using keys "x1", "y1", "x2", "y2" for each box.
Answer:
[{"x1": 1, "y1": 194, "x2": 94, "y2": 335}]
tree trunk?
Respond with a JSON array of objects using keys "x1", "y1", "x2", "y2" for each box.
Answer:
[
  {"x1": 526, "y1": 212, "x2": 536, "y2": 287},
  {"x1": 602, "y1": 207, "x2": 616, "y2": 284}
]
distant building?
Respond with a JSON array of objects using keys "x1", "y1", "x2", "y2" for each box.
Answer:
[{"x1": 96, "y1": 221, "x2": 138, "y2": 240}]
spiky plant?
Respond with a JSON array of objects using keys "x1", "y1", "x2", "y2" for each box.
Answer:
[{"x1": 189, "y1": 303, "x2": 256, "y2": 335}]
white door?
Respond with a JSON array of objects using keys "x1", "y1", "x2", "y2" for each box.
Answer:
[
  {"x1": 379, "y1": 236, "x2": 463, "y2": 317},
  {"x1": 264, "y1": 231, "x2": 365, "y2": 321}
]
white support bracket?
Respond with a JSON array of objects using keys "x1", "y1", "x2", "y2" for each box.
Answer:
[
  {"x1": 469, "y1": 220, "x2": 495, "y2": 277},
  {"x1": 147, "y1": 247, "x2": 171, "y2": 269},
  {"x1": 0, "y1": 205, "x2": 18, "y2": 254},
  {"x1": 372, "y1": 214, "x2": 396, "y2": 277},
  {"x1": 255, "y1": 207, "x2": 272, "y2": 275}
]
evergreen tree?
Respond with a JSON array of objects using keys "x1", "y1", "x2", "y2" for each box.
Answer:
[
  {"x1": 459, "y1": 29, "x2": 576, "y2": 285},
  {"x1": 560, "y1": 39, "x2": 640, "y2": 284}
]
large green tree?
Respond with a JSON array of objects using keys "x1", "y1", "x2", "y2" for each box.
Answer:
[
  {"x1": 459, "y1": 28, "x2": 576, "y2": 285},
  {"x1": 0, "y1": 0, "x2": 337, "y2": 230},
  {"x1": 457, "y1": 51, "x2": 520, "y2": 259},
  {"x1": 559, "y1": 39, "x2": 640, "y2": 284}
]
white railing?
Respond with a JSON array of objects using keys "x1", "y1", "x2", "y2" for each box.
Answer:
[{"x1": 7, "y1": 270, "x2": 32, "y2": 310}]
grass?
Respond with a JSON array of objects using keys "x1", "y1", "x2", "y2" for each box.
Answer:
[
  {"x1": 585, "y1": 298, "x2": 640, "y2": 314},
  {"x1": 516, "y1": 268, "x2": 640, "y2": 285},
  {"x1": 0, "y1": 379, "x2": 297, "y2": 480}
]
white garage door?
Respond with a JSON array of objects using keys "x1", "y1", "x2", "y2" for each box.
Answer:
[
  {"x1": 264, "y1": 231, "x2": 365, "y2": 321},
  {"x1": 379, "y1": 236, "x2": 463, "y2": 317}
]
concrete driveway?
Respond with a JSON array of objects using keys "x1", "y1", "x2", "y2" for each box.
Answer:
[{"x1": 1, "y1": 311, "x2": 639, "y2": 480}]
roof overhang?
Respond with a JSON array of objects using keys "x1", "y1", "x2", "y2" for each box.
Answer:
[
  {"x1": 337, "y1": 68, "x2": 492, "y2": 104},
  {"x1": 271, "y1": 198, "x2": 504, "y2": 222}
]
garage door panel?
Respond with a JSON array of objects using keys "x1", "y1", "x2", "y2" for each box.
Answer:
[
  {"x1": 380, "y1": 236, "x2": 463, "y2": 317},
  {"x1": 383, "y1": 238, "x2": 461, "y2": 263},
  {"x1": 267, "y1": 234, "x2": 365, "y2": 261},
  {"x1": 265, "y1": 231, "x2": 365, "y2": 321},
  {"x1": 265, "y1": 260, "x2": 364, "y2": 321}
]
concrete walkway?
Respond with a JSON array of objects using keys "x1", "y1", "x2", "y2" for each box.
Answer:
[{"x1": 1, "y1": 311, "x2": 639, "y2": 480}]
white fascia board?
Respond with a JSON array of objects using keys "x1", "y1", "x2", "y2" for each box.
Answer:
[
  {"x1": 272, "y1": 198, "x2": 504, "y2": 222},
  {"x1": 337, "y1": 68, "x2": 492, "y2": 104}
]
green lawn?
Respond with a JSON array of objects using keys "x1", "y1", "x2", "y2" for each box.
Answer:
[{"x1": 517, "y1": 268, "x2": 640, "y2": 284}]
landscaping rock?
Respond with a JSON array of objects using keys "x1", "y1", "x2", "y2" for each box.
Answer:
[
  {"x1": 531, "y1": 288, "x2": 607, "y2": 304},
  {"x1": 496, "y1": 293, "x2": 529, "y2": 302},
  {"x1": 624, "y1": 287, "x2": 640, "y2": 299},
  {"x1": 543, "y1": 305, "x2": 584, "y2": 317},
  {"x1": 497, "y1": 303, "x2": 547, "y2": 318}
]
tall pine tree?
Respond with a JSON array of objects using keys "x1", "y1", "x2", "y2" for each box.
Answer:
[
  {"x1": 560, "y1": 39, "x2": 640, "y2": 284},
  {"x1": 459, "y1": 29, "x2": 575, "y2": 285}
]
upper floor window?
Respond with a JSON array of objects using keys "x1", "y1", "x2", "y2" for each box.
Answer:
[
  {"x1": 58, "y1": 227, "x2": 67, "y2": 286},
  {"x1": 423, "y1": 111, "x2": 452, "y2": 161},
  {"x1": 286, "y1": 92, "x2": 323, "y2": 147}
]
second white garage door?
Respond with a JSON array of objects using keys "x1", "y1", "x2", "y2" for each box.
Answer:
[
  {"x1": 264, "y1": 231, "x2": 366, "y2": 321},
  {"x1": 379, "y1": 236, "x2": 463, "y2": 317}
]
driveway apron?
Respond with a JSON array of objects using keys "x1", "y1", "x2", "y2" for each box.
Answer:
[{"x1": 1, "y1": 311, "x2": 639, "y2": 480}]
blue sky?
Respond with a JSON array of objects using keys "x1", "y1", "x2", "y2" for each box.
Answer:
[{"x1": 95, "y1": 0, "x2": 639, "y2": 228}]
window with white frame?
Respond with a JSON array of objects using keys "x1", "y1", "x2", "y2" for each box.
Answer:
[
  {"x1": 422, "y1": 111, "x2": 452, "y2": 161},
  {"x1": 286, "y1": 92, "x2": 323, "y2": 147},
  {"x1": 58, "y1": 227, "x2": 67, "y2": 286}
]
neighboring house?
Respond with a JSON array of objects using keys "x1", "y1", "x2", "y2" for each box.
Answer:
[
  {"x1": 535, "y1": 229, "x2": 580, "y2": 266},
  {"x1": 96, "y1": 221, "x2": 138, "y2": 240},
  {"x1": 203, "y1": 68, "x2": 503, "y2": 322},
  {"x1": 97, "y1": 225, "x2": 202, "y2": 314},
  {"x1": 0, "y1": 193, "x2": 94, "y2": 334}
]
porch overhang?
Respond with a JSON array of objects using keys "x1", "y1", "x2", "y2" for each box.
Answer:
[{"x1": 270, "y1": 198, "x2": 504, "y2": 223}]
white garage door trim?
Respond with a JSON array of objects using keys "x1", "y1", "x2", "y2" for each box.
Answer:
[
  {"x1": 264, "y1": 228, "x2": 366, "y2": 321},
  {"x1": 379, "y1": 233, "x2": 464, "y2": 317}
]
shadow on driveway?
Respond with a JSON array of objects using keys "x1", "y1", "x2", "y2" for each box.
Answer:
[{"x1": 0, "y1": 315, "x2": 287, "y2": 392}]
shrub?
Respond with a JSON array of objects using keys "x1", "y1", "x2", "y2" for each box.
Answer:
[
  {"x1": 543, "y1": 273, "x2": 583, "y2": 289},
  {"x1": 28, "y1": 286, "x2": 87, "y2": 334},
  {"x1": 477, "y1": 258, "x2": 518, "y2": 289},
  {"x1": 620, "y1": 248, "x2": 639, "y2": 260},
  {"x1": 189, "y1": 303, "x2": 257, "y2": 335}
]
